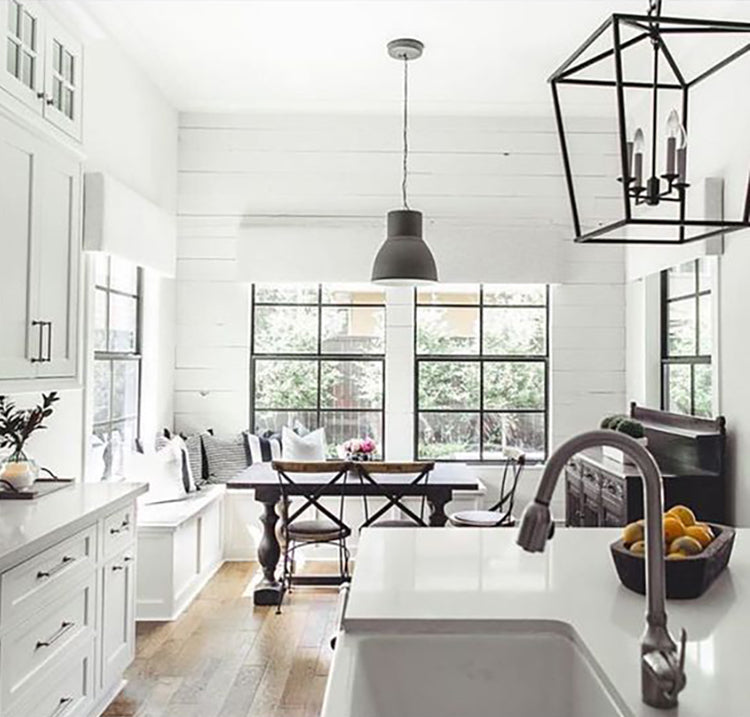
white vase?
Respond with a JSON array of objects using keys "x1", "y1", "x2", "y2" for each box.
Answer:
[{"x1": 0, "y1": 453, "x2": 39, "y2": 490}]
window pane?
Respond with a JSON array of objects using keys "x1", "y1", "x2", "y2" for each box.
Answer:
[
  {"x1": 109, "y1": 256, "x2": 138, "y2": 294},
  {"x1": 694, "y1": 364, "x2": 712, "y2": 418},
  {"x1": 416, "y1": 307, "x2": 479, "y2": 355},
  {"x1": 93, "y1": 360, "x2": 110, "y2": 424},
  {"x1": 418, "y1": 412, "x2": 479, "y2": 460},
  {"x1": 253, "y1": 305, "x2": 317, "y2": 353},
  {"x1": 321, "y1": 360, "x2": 382, "y2": 409},
  {"x1": 20, "y1": 50, "x2": 33, "y2": 87},
  {"x1": 665, "y1": 364, "x2": 691, "y2": 415},
  {"x1": 697, "y1": 257, "x2": 711, "y2": 293},
  {"x1": 321, "y1": 306, "x2": 384, "y2": 354},
  {"x1": 667, "y1": 299, "x2": 696, "y2": 356},
  {"x1": 7, "y1": 39, "x2": 18, "y2": 77},
  {"x1": 484, "y1": 362, "x2": 545, "y2": 410},
  {"x1": 320, "y1": 410, "x2": 382, "y2": 458},
  {"x1": 111, "y1": 360, "x2": 139, "y2": 421},
  {"x1": 94, "y1": 288, "x2": 108, "y2": 351},
  {"x1": 94, "y1": 254, "x2": 109, "y2": 287},
  {"x1": 254, "y1": 283, "x2": 318, "y2": 303},
  {"x1": 483, "y1": 285, "x2": 546, "y2": 306},
  {"x1": 416, "y1": 285, "x2": 479, "y2": 305},
  {"x1": 52, "y1": 39, "x2": 62, "y2": 73},
  {"x1": 20, "y1": 10, "x2": 34, "y2": 49},
  {"x1": 698, "y1": 294, "x2": 712, "y2": 356},
  {"x1": 418, "y1": 361, "x2": 480, "y2": 410},
  {"x1": 321, "y1": 284, "x2": 385, "y2": 305},
  {"x1": 483, "y1": 308, "x2": 546, "y2": 355},
  {"x1": 666, "y1": 261, "x2": 695, "y2": 299},
  {"x1": 63, "y1": 49, "x2": 74, "y2": 84},
  {"x1": 254, "y1": 359, "x2": 317, "y2": 408},
  {"x1": 109, "y1": 294, "x2": 138, "y2": 352},
  {"x1": 8, "y1": 1, "x2": 19, "y2": 35},
  {"x1": 253, "y1": 410, "x2": 318, "y2": 436},
  {"x1": 483, "y1": 412, "x2": 546, "y2": 461}
]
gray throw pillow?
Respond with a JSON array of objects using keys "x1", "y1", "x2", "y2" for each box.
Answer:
[{"x1": 202, "y1": 433, "x2": 249, "y2": 482}]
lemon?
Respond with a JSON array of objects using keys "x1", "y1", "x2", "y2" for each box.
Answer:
[
  {"x1": 667, "y1": 505, "x2": 697, "y2": 527},
  {"x1": 622, "y1": 521, "x2": 644, "y2": 546},
  {"x1": 685, "y1": 524, "x2": 713, "y2": 548},
  {"x1": 663, "y1": 516, "x2": 686, "y2": 544},
  {"x1": 669, "y1": 535, "x2": 703, "y2": 556},
  {"x1": 666, "y1": 552, "x2": 688, "y2": 560},
  {"x1": 629, "y1": 540, "x2": 645, "y2": 555}
]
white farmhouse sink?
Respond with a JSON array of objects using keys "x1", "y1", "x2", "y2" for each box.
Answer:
[{"x1": 321, "y1": 620, "x2": 631, "y2": 717}]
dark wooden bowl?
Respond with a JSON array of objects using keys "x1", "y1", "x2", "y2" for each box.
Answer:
[{"x1": 610, "y1": 524, "x2": 735, "y2": 599}]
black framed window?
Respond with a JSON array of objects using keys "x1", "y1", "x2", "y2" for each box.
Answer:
[
  {"x1": 250, "y1": 284, "x2": 386, "y2": 457},
  {"x1": 92, "y1": 255, "x2": 142, "y2": 479},
  {"x1": 661, "y1": 259, "x2": 712, "y2": 417},
  {"x1": 415, "y1": 284, "x2": 549, "y2": 462}
]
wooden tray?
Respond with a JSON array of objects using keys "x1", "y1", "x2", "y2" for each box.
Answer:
[
  {"x1": 610, "y1": 523, "x2": 735, "y2": 599},
  {"x1": 0, "y1": 478, "x2": 74, "y2": 500}
]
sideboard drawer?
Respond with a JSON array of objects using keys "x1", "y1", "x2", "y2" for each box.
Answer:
[
  {"x1": 1, "y1": 575, "x2": 95, "y2": 710},
  {"x1": 5, "y1": 638, "x2": 95, "y2": 717},
  {"x1": 0, "y1": 526, "x2": 96, "y2": 626},
  {"x1": 103, "y1": 503, "x2": 136, "y2": 560}
]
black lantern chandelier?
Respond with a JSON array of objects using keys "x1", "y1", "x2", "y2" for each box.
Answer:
[
  {"x1": 371, "y1": 38, "x2": 438, "y2": 285},
  {"x1": 551, "y1": 0, "x2": 750, "y2": 244}
]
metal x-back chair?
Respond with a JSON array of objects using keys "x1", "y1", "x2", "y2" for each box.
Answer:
[
  {"x1": 449, "y1": 448, "x2": 526, "y2": 527},
  {"x1": 356, "y1": 461, "x2": 435, "y2": 528},
  {"x1": 273, "y1": 460, "x2": 351, "y2": 613}
]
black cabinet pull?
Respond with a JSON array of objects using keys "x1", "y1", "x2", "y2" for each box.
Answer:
[
  {"x1": 30, "y1": 320, "x2": 45, "y2": 363},
  {"x1": 49, "y1": 697, "x2": 74, "y2": 717},
  {"x1": 45, "y1": 321, "x2": 53, "y2": 362},
  {"x1": 37, "y1": 555, "x2": 75, "y2": 580},
  {"x1": 110, "y1": 519, "x2": 130, "y2": 535},
  {"x1": 36, "y1": 621, "x2": 75, "y2": 649}
]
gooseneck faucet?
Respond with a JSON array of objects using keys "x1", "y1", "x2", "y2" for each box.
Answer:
[{"x1": 517, "y1": 429, "x2": 687, "y2": 709}]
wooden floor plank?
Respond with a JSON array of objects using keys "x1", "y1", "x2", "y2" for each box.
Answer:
[{"x1": 103, "y1": 562, "x2": 338, "y2": 717}]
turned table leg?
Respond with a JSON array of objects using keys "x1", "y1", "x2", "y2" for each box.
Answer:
[
  {"x1": 254, "y1": 495, "x2": 282, "y2": 606},
  {"x1": 428, "y1": 488, "x2": 451, "y2": 527}
]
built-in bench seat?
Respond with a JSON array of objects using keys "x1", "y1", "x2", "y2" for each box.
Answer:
[{"x1": 136, "y1": 484, "x2": 225, "y2": 620}]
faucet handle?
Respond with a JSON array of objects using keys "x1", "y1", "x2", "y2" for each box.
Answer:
[{"x1": 678, "y1": 627, "x2": 687, "y2": 675}]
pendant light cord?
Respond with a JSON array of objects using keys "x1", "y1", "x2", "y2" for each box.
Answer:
[{"x1": 402, "y1": 55, "x2": 410, "y2": 210}]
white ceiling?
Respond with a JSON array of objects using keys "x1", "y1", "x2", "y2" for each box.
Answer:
[{"x1": 77, "y1": 0, "x2": 750, "y2": 115}]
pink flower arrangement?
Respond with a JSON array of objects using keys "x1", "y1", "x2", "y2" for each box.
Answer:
[{"x1": 342, "y1": 437, "x2": 377, "y2": 457}]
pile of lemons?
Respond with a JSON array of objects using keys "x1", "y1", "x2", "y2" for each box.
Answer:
[{"x1": 622, "y1": 505, "x2": 715, "y2": 560}]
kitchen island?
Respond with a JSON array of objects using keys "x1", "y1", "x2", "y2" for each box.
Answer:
[{"x1": 323, "y1": 526, "x2": 745, "y2": 717}]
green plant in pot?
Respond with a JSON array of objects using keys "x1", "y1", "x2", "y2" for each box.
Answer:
[
  {"x1": 0, "y1": 392, "x2": 59, "y2": 490},
  {"x1": 600, "y1": 414, "x2": 647, "y2": 465}
]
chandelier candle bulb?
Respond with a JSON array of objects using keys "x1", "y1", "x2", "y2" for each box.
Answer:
[
  {"x1": 626, "y1": 140, "x2": 634, "y2": 180},
  {"x1": 633, "y1": 128, "x2": 645, "y2": 188},
  {"x1": 677, "y1": 145, "x2": 687, "y2": 184}
]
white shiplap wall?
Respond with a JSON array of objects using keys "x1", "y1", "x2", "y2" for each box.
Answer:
[{"x1": 175, "y1": 113, "x2": 626, "y2": 491}]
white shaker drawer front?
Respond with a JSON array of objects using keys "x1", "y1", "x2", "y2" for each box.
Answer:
[
  {"x1": 0, "y1": 526, "x2": 96, "y2": 625},
  {"x1": 1, "y1": 575, "x2": 95, "y2": 710},
  {"x1": 102, "y1": 503, "x2": 135, "y2": 560},
  {"x1": 5, "y1": 638, "x2": 95, "y2": 717}
]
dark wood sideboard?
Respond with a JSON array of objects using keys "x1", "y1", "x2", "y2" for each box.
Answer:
[{"x1": 565, "y1": 403, "x2": 727, "y2": 527}]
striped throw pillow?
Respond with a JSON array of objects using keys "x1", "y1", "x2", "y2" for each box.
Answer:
[
  {"x1": 202, "y1": 433, "x2": 250, "y2": 482},
  {"x1": 245, "y1": 432, "x2": 282, "y2": 464}
]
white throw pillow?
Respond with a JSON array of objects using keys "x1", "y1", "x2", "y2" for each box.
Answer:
[
  {"x1": 281, "y1": 426, "x2": 326, "y2": 462},
  {"x1": 124, "y1": 438, "x2": 187, "y2": 505}
]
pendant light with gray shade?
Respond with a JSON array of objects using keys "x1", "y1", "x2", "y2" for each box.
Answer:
[{"x1": 371, "y1": 38, "x2": 438, "y2": 285}]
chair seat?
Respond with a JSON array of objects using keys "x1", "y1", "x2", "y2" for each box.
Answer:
[
  {"x1": 449, "y1": 510, "x2": 515, "y2": 528},
  {"x1": 369, "y1": 519, "x2": 425, "y2": 528},
  {"x1": 287, "y1": 519, "x2": 348, "y2": 541}
]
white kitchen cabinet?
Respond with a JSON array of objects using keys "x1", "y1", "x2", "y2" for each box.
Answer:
[
  {"x1": 100, "y1": 545, "x2": 136, "y2": 691},
  {"x1": 0, "y1": 0, "x2": 83, "y2": 140},
  {"x1": 0, "y1": 485, "x2": 146, "y2": 717},
  {"x1": 0, "y1": 113, "x2": 81, "y2": 383}
]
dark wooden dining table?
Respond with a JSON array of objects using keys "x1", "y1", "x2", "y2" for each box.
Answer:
[{"x1": 228, "y1": 462, "x2": 480, "y2": 605}]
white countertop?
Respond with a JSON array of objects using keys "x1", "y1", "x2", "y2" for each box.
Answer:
[
  {"x1": 0, "y1": 481, "x2": 148, "y2": 572},
  {"x1": 343, "y1": 527, "x2": 746, "y2": 717}
]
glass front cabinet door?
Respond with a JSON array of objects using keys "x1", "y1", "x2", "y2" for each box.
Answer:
[{"x1": 0, "y1": 0, "x2": 82, "y2": 140}]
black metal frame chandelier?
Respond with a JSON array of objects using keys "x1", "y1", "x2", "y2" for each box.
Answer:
[{"x1": 551, "y1": 0, "x2": 750, "y2": 244}]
